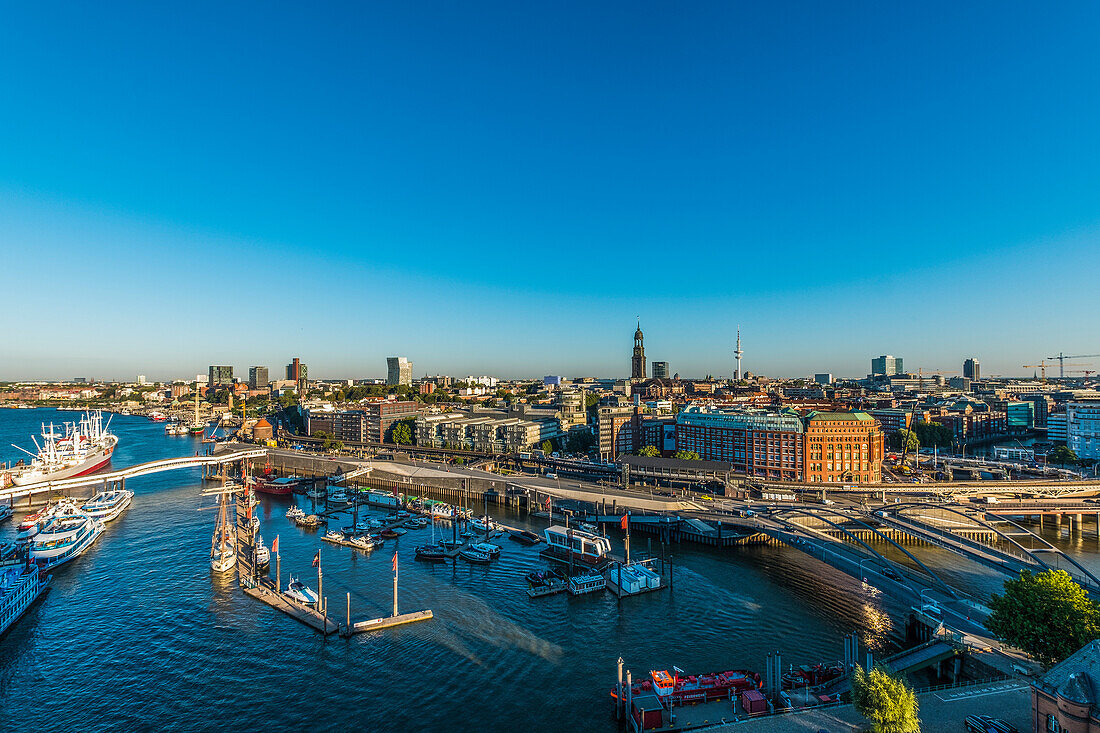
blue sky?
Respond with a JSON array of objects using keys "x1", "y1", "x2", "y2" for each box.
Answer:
[{"x1": 2, "y1": 2, "x2": 1099, "y2": 381}]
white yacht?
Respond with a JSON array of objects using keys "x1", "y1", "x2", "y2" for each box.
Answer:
[
  {"x1": 254, "y1": 535, "x2": 270, "y2": 569},
  {"x1": 80, "y1": 488, "x2": 134, "y2": 523},
  {"x1": 327, "y1": 487, "x2": 348, "y2": 503},
  {"x1": 285, "y1": 506, "x2": 305, "y2": 520},
  {"x1": 284, "y1": 575, "x2": 318, "y2": 605},
  {"x1": 29, "y1": 504, "x2": 105, "y2": 570},
  {"x1": 469, "y1": 516, "x2": 497, "y2": 533}
]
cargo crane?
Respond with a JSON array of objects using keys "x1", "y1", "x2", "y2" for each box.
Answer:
[
  {"x1": 1048, "y1": 353, "x2": 1100, "y2": 379},
  {"x1": 1023, "y1": 361, "x2": 1054, "y2": 380}
]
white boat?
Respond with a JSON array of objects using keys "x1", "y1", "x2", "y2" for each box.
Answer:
[
  {"x1": 16, "y1": 503, "x2": 60, "y2": 541},
  {"x1": 323, "y1": 529, "x2": 345, "y2": 542},
  {"x1": 255, "y1": 535, "x2": 270, "y2": 568},
  {"x1": 210, "y1": 491, "x2": 236, "y2": 573},
  {"x1": 0, "y1": 564, "x2": 50, "y2": 637},
  {"x1": 430, "y1": 504, "x2": 454, "y2": 520},
  {"x1": 284, "y1": 576, "x2": 318, "y2": 605},
  {"x1": 306, "y1": 485, "x2": 325, "y2": 500},
  {"x1": 470, "y1": 542, "x2": 501, "y2": 558},
  {"x1": 327, "y1": 487, "x2": 348, "y2": 503},
  {"x1": 405, "y1": 517, "x2": 427, "y2": 529},
  {"x1": 368, "y1": 519, "x2": 385, "y2": 529},
  {"x1": 459, "y1": 547, "x2": 492, "y2": 564},
  {"x1": 286, "y1": 506, "x2": 305, "y2": 520},
  {"x1": 29, "y1": 503, "x2": 105, "y2": 570},
  {"x1": 469, "y1": 516, "x2": 497, "y2": 533},
  {"x1": 9, "y1": 411, "x2": 118, "y2": 486},
  {"x1": 165, "y1": 421, "x2": 190, "y2": 436},
  {"x1": 80, "y1": 488, "x2": 134, "y2": 523},
  {"x1": 363, "y1": 490, "x2": 402, "y2": 509},
  {"x1": 542, "y1": 525, "x2": 612, "y2": 566},
  {"x1": 350, "y1": 535, "x2": 382, "y2": 551},
  {"x1": 0, "y1": 505, "x2": 12, "y2": 523}
]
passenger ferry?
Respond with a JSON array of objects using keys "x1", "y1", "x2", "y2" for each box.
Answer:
[
  {"x1": 80, "y1": 488, "x2": 134, "y2": 523},
  {"x1": 542, "y1": 525, "x2": 612, "y2": 566},
  {"x1": 0, "y1": 562, "x2": 50, "y2": 637},
  {"x1": 28, "y1": 503, "x2": 105, "y2": 570}
]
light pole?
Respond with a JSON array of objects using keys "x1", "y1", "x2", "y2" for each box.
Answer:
[{"x1": 859, "y1": 559, "x2": 872, "y2": 583}]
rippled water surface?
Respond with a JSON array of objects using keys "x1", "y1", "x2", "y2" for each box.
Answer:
[{"x1": 0, "y1": 409, "x2": 1083, "y2": 731}]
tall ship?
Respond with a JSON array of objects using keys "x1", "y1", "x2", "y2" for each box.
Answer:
[{"x1": 8, "y1": 410, "x2": 118, "y2": 486}]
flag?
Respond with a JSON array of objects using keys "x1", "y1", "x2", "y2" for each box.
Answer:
[
  {"x1": 620, "y1": 514, "x2": 629, "y2": 531},
  {"x1": 391, "y1": 551, "x2": 398, "y2": 575},
  {"x1": 544, "y1": 497, "x2": 552, "y2": 507},
  {"x1": 271, "y1": 535, "x2": 279, "y2": 554},
  {"x1": 312, "y1": 551, "x2": 320, "y2": 568}
]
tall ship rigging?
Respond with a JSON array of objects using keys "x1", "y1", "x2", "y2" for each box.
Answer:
[{"x1": 8, "y1": 410, "x2": 118, "y2": 486}]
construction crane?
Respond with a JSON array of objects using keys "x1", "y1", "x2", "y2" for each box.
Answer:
[
  {"x1": 1048, "y1": 352, "x2": 1100, "y2": 379},
  {"x1": 1023, "y1": 361, "x2": 1054, "y2": 380}
]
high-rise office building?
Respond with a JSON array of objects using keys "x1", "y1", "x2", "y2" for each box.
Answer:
[
  {"x1": 249, "y1": 366, "x2": 269, "y2": 389},
  {"x1": 814, "y1": 373, "x2": 833, "y2": 385},
  {"x1": 652, "y1": 361, "x2": 669, "y2": 379},
  {"x1": 963, "y1": 358, "x2": 980, "y2": 381},
  {"x1": 631, "y1": 322, "x2": 646, "y2": 379},
  {"x1": 871, "y1": 355, "x2": 903, "y2": 377},
  {"x1": 208, "y1": 365, "x2": 234, "y2": 386},
  {"x1": 387, "y1": 357, "x2": 413, "y2": 386},
  {"x1": 286, "y1": 358, "x2": 308, "y2": 382}
]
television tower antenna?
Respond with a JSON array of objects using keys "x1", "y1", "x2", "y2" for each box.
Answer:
[{"x1": 734, "y1": 326, "x2": 743, "y2": 380}]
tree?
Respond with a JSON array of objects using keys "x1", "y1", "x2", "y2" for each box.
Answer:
[
  {"x1": 897, "y1": 429, "x2": 919, "y2": 454},
  {"x1": 988, "y1": 569, "x2": 1100, "y2": 668},
  {"x1": 1049, "y1": 445, "x2": 1078, "y2": 467},
  {"x1": 391, "y1": 422, "x2": 413, "y2": 445},
  {"x1": 913, "y1": 421, "x2": 953, "y2": 449},
  {"x1": 541, "y1": 440, "x2": 553, "y2": 454},
  {"x1": 850, "y1": 666, "x2": 920, "y2": 733},
  {"x1": 673, "y1": 450, "x2": 700, "y2": 460},
  {"x1": 565, "y1": 429, "x2": 596, "y2": 454},
  {"x1": 638, "y1": 445, "x2": 660, "y2": 457}
]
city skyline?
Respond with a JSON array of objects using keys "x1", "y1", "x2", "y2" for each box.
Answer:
[{"x1": 3, "y1": 3, "x2": 1100, "y2": 379}]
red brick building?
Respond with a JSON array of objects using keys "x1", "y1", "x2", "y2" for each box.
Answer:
[
  {"x1": 1032, "y1": 640, "x2": 1100, "y2": 733},
  {"x1": 803, "y1": 411, "x2": 884, "y2": 484}
]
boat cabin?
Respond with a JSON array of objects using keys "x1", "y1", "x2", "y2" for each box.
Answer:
[{"x1": 543, "y1": 525, "x2": 611, "y2": 560}]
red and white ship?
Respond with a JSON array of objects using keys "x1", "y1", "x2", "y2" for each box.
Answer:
[
  {"x1": 8, "y1": 410, "x2": 118, "y2": 486},
  {"x1": 612, "y1": 667, "x2": 763, "y2": 706}
]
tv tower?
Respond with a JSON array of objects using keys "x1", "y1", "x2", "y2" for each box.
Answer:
[{"x1": 734, "y1": 326, "x2": 743, "y2": 381}]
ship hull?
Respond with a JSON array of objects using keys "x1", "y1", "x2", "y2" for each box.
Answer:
[{"x1": 10, "y1": 440, "x2": 115, "y2": 486}]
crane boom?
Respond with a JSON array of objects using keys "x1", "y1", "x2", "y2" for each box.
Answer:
[{"x1": 1047, "y1": 352, "x2": 1100, "y2": 378}]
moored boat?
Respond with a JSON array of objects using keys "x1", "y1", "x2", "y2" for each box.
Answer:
[
  {"x1": 0, "y1": 504, "x2": 13, "y2": 523},
  {"x1": 285, "y1": 506, "x2": 306, "y2": 520},
  {"x1": 509, "y1": 529, "x2": 541, "y2": 545},
  {"x1": 612, "y1": 668, "x2": 763, "y2": 706},
  {"x1": 28, "y1": 503, "x2": 105, "y2": 570},
  {"x1": 284, "y1": 576, "x2": 318, "y2": 605},
  {"x1": 350, "y1": 535, "x2": 382, "y2": 552},
  {"x1": 469, "y1": 516, "x2": 497, "y2": 533},
  {"x1": 80, "y1": 488, "x2": 134, "y2": 523},
  {"x1": 542, "y1": 525, "x2": 612, "y2": 566},
  {"x1": 255, "y1": 535, "x2": 270, "y2": 569},
  {"x1": 459, "y1": 547, "x2": 492, "y2": 564},
  {"x1": 469, "y1": 542, "x2": 501, "y2": 558},
  {"x1": 9, "y1": 411, "x2": 118, "y2": 486},
  {"x1": 0, "y1": 562, "x2": 50, "y2": 638},
  {"x1": 415, "y1": 544, "x2": 446, "y2": 561},
  {"x1": 253, "y1": 476, "x2": 303, "y2": 496}
]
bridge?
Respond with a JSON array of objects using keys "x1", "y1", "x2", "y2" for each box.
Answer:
[{"x1": 0, "y1": 448, "x2": 267, "y2": 504}]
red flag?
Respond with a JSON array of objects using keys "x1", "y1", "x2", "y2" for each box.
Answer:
[
  {"x1": 620, "y1": 514, "x2": 629, "y2": 531},
  {"x1": 271, "y1": 535, "x2": 279, "y2": 554},
  {"x1": 312, "y1": 551, "x2": 320, "y2": 568},
  {"x1": 391, "y1": 551, "x2": 398, "y2": 574},
  {"x1": 544, "y1": 497, "x2": 552, "y2": 507}
]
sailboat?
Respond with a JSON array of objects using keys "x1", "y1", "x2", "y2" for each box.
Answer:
[
  {"x1": 415, "y1": 515, "x2": 447, "y2": 561},
  {"x1": 188, "y1": 380, "x2": 206, "y2": 434},
  {"x1": 210, "y1": 486, "x2": 236, "y2": 572}
]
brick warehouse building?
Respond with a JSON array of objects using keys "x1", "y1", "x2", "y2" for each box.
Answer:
[{"x1": 803, "y1": 411, "x2": 884, "y2": 484}]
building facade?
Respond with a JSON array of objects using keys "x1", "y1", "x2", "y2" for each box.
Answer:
[
  {"x1": 632, "y1": 323, "x2": 646, "y2": 379},
  {"x1": 248, "y1": 366, "x2": 269, "y2": 390},
  {"x1": 598, "y1": 404, "x2": 637, "y2": 461},
  {"x1": 557, "y1": 390, "x2": 587, "y2": 430},
  {"x1": 1067, "y1": 400, "x2": 1100, "y2": 461},
  {"x1": 286, "y1": 358, "x2": 307, "y2": 383},
  {"x1": 208, "y1": 365, "x2": 234, "y2": 386},
  {"x1": 367, "y1": 400, "x2": 419, "y2": 442},
  {"x1": 675, "y1": 405, "x2": 805, "y2": 481},
  {"x1": 814, "y1": 373, "x2": 833, "y2": 385},
  {"x1": 871, "y1": 355, "x2": 903, "y2": 377},
  {"x1": 803, "y1": 412, "x2": 884, "y2": 484},
  {"x1": 387, "y1": 357, "x2": 413, "y2": 387},
  {"x1": 1031, "y1": 639, "x2": 1100, "y2": 733},
  {"x1": 963, "y1": 358, "x2": 981, "y2": 381},
  {"x1": 652, "y1": 361, "x2": 669, "y2": 379}
]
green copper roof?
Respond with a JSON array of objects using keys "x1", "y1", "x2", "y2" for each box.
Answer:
[{"x1": 806, "y1": 411, "x2": 875, "y2": 422}]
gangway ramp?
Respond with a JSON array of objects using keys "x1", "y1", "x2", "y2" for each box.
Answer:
[{"x1": 680, "y1": 516, "x2": 714, "y2": 534}]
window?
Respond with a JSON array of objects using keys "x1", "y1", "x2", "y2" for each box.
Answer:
[{"x1": 1046, "y1": 714, "x2": 1061, "y2": 732}]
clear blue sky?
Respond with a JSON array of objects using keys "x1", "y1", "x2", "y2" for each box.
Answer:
[{"x1": 3, "y1": 2, "x2": 1099, "y2": 381}]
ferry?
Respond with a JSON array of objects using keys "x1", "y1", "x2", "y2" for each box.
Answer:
[
  {"x1": 28, "y1": 504, "x2": 105, "y2": 570},
  {"x1": 80, "y1": 488, "x2": 134, "y2": 523},
  {"x1": 0, "y1": 563, "x2": 50, "y2": 638},
  {"x1": 16, "y1": 503, "x2": 59, "y2": 541},
  {"x1": 612, "y1": 668, "x2": 763, "y2": 706},
  {"x1": 9, "y1": 411, "x2": 118, "y2": 486},
  {"x1": 542, "y1": 525, "x2": 612, "y2": 566}
]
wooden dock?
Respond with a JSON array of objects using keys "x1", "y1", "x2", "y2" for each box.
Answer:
[
  {"x1": 242, "y1": 584, "x2": 339, "y2": 635},
  {"x1": 341, "y1": 609, "x2": 434, "y2": 637}
]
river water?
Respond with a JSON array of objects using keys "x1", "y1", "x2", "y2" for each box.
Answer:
[{"x1": 0, "y1": 409, "x2": 1089, "y2": 731}]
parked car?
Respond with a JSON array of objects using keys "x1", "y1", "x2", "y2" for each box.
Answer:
[
  {"x1": 964, "y1": 714, "x2": 1018, "y2": 733},
  {"x1": 882, "y1": 566, "x2": 902, "y2": 581}
]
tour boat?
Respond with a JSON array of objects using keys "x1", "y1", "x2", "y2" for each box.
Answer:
[
  {"x1": 16, "y1": 503, "x2": 59, "y2": 541},
  {"x1": 508, "y1": 529, "x2": 541, "y2": 545},
  {"x1": 148, "y1": 412, "x2": 167, "y2": 422},
  {"x1": 29, "y1": 504, "x2": 105, "y2": 570},
  {"x1": 0, "y1": 563, "x2": 50, "y2": 638},
  {"x1": 459, "y1": 547, "x2": 492, "y2": 564},
  {"x1": 9, "y1": 411, "x2": 118, "y2": 486},
  {"x1": 252, "y1": 476, "x2": 302, "y2": 496},
  {"x1": 285, "y1": 506, "x2": 305, "y2": 520},
  {"x1": 350, "y1": 535, "x2": 382, "y2": 552},
  {"x1": 415, "y1": 544, "x2": 446, "y2": 561},
  {"x1": 80, "y1": 488, "x2": 134, "y2": 523},
  {"x1": 542, "y1": 525, "x2": 612, "y2": 566},
  {"x1": 284, "y1": 576, "x2": 318, "y2": 605},
  {"x1": 612, "y1": 668, "x2": 764, "y2": 706},
  {"x1": 254, "y1": 536, "x2": 270, "y2": 569},
  {"x1": 469, "y1": 542, "x2": 501, "y2": 558},
  {"x1": 164, "y1": 421, "x2": 190, "y2": 436}
]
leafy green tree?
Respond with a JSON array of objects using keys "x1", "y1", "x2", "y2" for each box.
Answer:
[
  {"x1": 637, "y1": 445, "x2": 660, "y2": 457},
  {"x1": 1049, "y1": 445, "x2": 1078, "y2": 467},
  {"x1": 988, "y1": 569, "x2": 1100, "y2": 668},
  {"x1": 913, "y1": 421, "x2": 953, "y2": 448},
  {"x1": 565, "y1": 429, "x2": 596, "y2": 454},
  {"x1": 850, "y1": 666, "x2": 920, "y2": 733},
  {"x1": 897, "y1": 429, "x2": 919, "y2": 454},
  {"x1": 541, "y1": 440, "x2": 553, "y2": 454},
  {"x1": 391, "y1": 422, "x2": 413, "y2": 445},
  {"x1": 673, "y1": 450, "x2": 700, "y2": 460}
]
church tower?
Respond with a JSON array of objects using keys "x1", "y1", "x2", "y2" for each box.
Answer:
[{"x1": 631, "y1": 321, "x2": 646, "y2": 379}]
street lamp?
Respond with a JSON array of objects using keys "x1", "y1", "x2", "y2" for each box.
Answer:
[{"x1": 859, "y1": 559, "x2": 872, "y2": 584}]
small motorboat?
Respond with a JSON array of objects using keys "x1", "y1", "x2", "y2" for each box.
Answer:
[
  {"x1": 469, "y1": 542, "x2": 501, "y2": 558},
  {"x1": 469, "y1": 516, "x2": 496, "y2": 533},
  {"x1": 327, "y1": 488, "x2": 348, "y2": 503},
  {"x1": 380, "y1": 529, "x2": 400, "y2": 539},
  {"x1": 286, "y1": 506, "x2": 306, "y2": 520},
  {"x1": 415, "y1": 544, "x2": 447, "y2": 561},
  {"x1": 459, "y1": 547, "x2": 492, "y2": 564},
  {"x1": 323, "y1": 529, "x2": 345, "y2": 542},
  {"x1": 405, "y1": 517, "x2": 427, "y2": 529},
  {"x1": 284, "y1": 576, "x2": 319, "y2": 605},
  {"x1": 255, "y1": 536, "x2": 271, "y2": 569},
  {"x1": 508, "y1": 529, "x2": 542, "y2": 545},
  {"x1": 350, "y1": 535, "x2": 382, "y2": 552}
]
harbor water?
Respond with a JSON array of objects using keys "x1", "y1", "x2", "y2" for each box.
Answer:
[{"x1": 0, "y1": 408, "x2": 1090, "y2": 731}]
